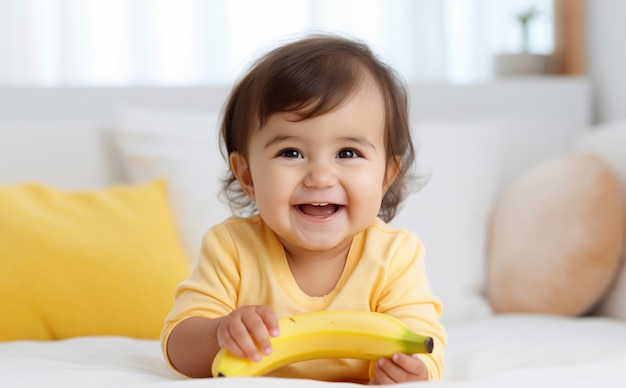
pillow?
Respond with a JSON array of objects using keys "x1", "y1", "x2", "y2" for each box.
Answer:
[
  {"x1": 0, "y1": 120, "x2": 124, "y2": 189},
  {"x1": 486, "y1": 153, "x2": 624, "y2": 315},
  {"x1": 390, "y1": 120, "x2": 506, "y2": 323},
  {"x1": 574, "y1": 120, "x2": 626, "y2": 320},
  {"x1": 0, "y1": 180, "x2": 190, "y2": 341},
  {"x1": 115, "y1": 107, "x2": 232, "y2": 265}
]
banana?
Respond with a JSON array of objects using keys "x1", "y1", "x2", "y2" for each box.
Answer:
[{"x1": 211, "y1": 310, "x2": 433, "y2": 377}]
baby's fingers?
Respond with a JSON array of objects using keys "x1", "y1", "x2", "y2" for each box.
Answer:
[
  {"x1": 216, "y1": 306, "x2": 280, "y2": 363},
  {"x1": 243, "y1": 313, "x2": 275, "y2": 358},
  {"x1": 217, "y1": 318, "x2": 261, "y2": 361},
  {"x1": 257, "y1": 305, "x2": 280, "y2": 338},
  {"x1": 372, "y1": 354, "x2": 429, "y2": 384},
  {"x1": 222, "y1": 321, "x2": 261, "y2": 361}
]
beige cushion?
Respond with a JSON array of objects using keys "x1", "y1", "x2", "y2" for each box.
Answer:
[
  {"x1": 574, "y1": 120, "x2": 626, "y2": 320},
  {"x1": 486, "y1": 153, "x2": 624, "y2": 315}
]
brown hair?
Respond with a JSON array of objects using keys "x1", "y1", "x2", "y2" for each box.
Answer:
[{"x1": 219, "y1": 33, "x2": 417, "y2": 222}]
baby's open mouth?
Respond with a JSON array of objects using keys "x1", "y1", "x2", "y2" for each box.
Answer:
[{"x1": 298, "y1": 203, "x2": 340, "y2": 217}]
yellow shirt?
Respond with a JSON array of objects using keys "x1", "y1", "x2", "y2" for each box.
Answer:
[{"x1": 161, "y1": 215, "x2": 446, "y2": 382}]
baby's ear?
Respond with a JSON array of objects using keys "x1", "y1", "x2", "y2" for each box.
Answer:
[
  {"x1": 383, "y1": 156, "x2": 401, "y2": 193},
  {"x1": 230, "y1": 152, "x2": 255, "y2": 200}
]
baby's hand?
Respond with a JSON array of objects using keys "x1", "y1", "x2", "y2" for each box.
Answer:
[
  {"x1": 216, "y1": 305, "x2": 280, "y2": 362},
  {"x1": 370, "y1": 353, "x2": 429, "y2": 385}
]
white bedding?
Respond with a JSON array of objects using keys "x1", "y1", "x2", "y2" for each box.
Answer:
[{"x1": 2, "y1": 314, "x2": 626, "y2": 388}]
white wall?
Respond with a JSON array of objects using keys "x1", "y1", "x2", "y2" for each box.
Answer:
[{"x1": 587, "y1": 0, "x2": 626, "y2": 124}]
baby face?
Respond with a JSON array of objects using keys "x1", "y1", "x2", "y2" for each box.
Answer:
[{"x1": 231, "y1": 79, "x2": 397, "y2": 257}]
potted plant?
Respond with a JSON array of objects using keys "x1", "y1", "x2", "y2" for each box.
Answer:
[{"x1": 493, "y1": 6, "x2": 550, "y2": 76}]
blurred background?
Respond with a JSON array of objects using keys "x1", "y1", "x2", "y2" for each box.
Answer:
[{"x1": 0, "y1": 0, "x2": 623, "y2": 124}]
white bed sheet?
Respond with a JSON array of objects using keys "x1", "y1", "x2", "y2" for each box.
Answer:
[{"x1": 2, "y1": 314, "x2": 626, "y2": 388}]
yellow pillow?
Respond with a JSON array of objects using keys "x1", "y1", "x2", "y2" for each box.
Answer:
[{"x1": 0, "y1": 179, "x2": 190, "y2": 341}]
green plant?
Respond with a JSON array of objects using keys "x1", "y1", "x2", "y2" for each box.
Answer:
[{"x1": 516, "y1": 6, "x2": 540, "y2": 52}]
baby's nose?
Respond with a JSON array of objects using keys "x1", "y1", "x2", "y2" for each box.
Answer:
[{"x1": 303, "y1": 161, "x2": 338, "y2": 188}]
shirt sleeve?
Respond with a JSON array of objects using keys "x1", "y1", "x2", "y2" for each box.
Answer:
[
  {"x1": 374, "y1": 232, "x2": 447, "y2": 381},
  {"x1": 160, "y1": 223, "x2": 241, "y2": 360}
]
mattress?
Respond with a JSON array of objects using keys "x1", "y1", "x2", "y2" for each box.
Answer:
[{"x1": 2, "y1": 314, "x2": 626, "y2": 387}]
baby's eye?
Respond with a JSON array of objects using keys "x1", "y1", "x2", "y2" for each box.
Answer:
[
  {"x1": 337, "y1": 149, "x2": 361, "y2": 158},
  {"x1": 278, "y1": 149, "x2": 303, "y2": 158}
]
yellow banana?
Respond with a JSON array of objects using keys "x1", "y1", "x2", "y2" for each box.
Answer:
[{"x1": 212, "y1": 310, "x2": 433, "y2": 377}]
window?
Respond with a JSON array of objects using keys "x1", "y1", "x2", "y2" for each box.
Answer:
[{"x1": 0, "y1": 0, "x2": 555, "y2": 85}]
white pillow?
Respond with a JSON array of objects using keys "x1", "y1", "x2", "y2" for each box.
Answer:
[
  {"x1": 574, "y1": 119, "x2": 626, "y2": 321},
  {"x1": 115, "y1": 107, "x2": 231, "y2": 265},
  {"x1": 390, "y1": 120, "x2": 506, "y2": 324},
  {"x1": 0, "y1": 120, "x2": 123, "y2": 189}
]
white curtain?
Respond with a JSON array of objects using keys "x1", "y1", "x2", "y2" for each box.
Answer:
[{"x1": 0, "y1": 0, "x2": 553, "y2": 86}]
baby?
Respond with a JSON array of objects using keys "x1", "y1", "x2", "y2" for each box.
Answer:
[{"x1": 161, "y1": 33, "x2": 446, "y2": 384}]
